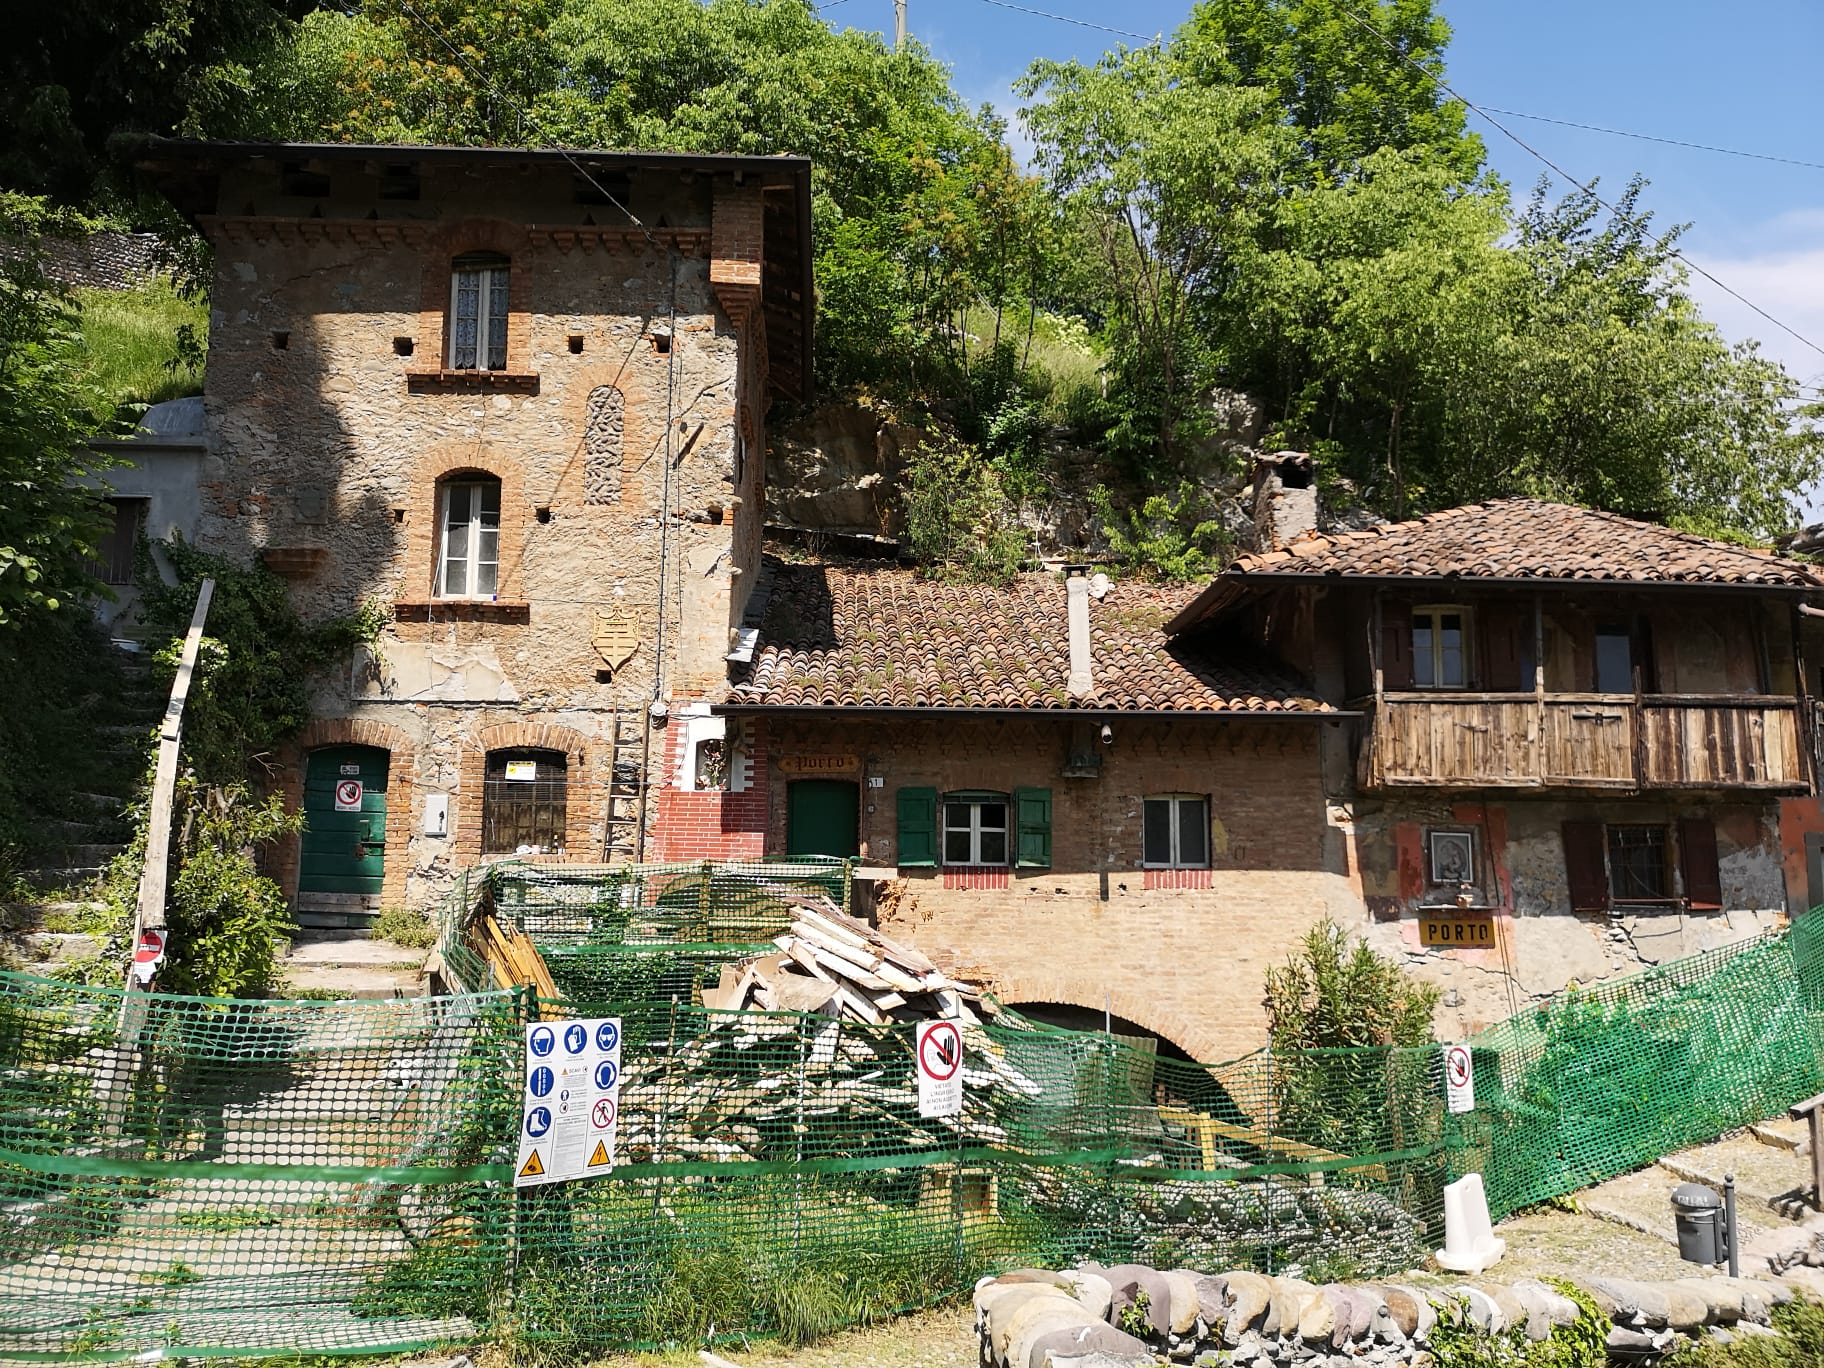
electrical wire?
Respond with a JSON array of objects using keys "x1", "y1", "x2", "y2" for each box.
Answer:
[
  {"x1": 1331, "y1": 0, "x2": 1824, "y2": 364},
  {"x1": 973, "y1": 0, "x2": 1152, "y2": 42},
  {"x1": 1479, "y1": 106, "x2": 1824, "y2": 175}
]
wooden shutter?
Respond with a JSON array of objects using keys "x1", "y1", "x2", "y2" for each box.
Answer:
[
  {"x1": 895, "y1": 787, "x2": 937, "y2": 868},
  {"x1": 1678, "y1": 817, "x2": 1723, "y2": 910},
  {"x1": 1014, "y1": 787, "x2": 1052, "y2": 868},
  {"x1": 1382, "y1": 608, "x2": 1413, "y2": 690},
  {"x1": 1562, "y1": 821, "x2": 1609, "y2": 912},
  {"x1": 1481, "y1": 610, "x2": 1525, "y2": 692}
]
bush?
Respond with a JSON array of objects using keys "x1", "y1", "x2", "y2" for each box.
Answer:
[
  {"x1": 902, "y1": 433, "x2": 1029, "y2": 585},
  {"x1": 373, "y1": 906, "x2": 435, "y2": 949}
]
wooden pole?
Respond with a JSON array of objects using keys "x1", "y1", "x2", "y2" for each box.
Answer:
[{"x1": 1533, "y1": 595, "x2": 1546, "y2": 778}]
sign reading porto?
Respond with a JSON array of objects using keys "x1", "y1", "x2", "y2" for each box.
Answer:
[
  {"x1": 516, "y1": 1017, "x2": 622, "y2": 1187},
  {"x1": 915, "y1": 1018, "x2": 964, "y2": 1118}
]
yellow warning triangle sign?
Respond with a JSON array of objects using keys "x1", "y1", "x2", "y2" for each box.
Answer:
[
  {"x1": 587, "y1": 1140, "x2": 611, "y2": 1168},
  {"x1": 518, "y1": 1150, "x2": 545, "y2": 1178}
]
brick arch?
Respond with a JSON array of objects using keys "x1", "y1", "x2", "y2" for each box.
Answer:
[
  {"x1": 415, "y1": 218, "x2": 533, "y2": 373},
  {"x1": 987, "y1": 974, "x2": 1227, "y2": 1066},
  {"x1": 272, "y1": 716, "x2": 418, "y2": 911},
  {"x1": 455, "y1": 721, "x2": 597, "y2": 865},
  {"x1": 404, "y1": 445, "x2": 529, "y2": 600}
]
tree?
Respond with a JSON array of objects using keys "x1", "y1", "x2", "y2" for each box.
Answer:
[{"x1": 0, "y1": 194, "x2": 112, "y2": 628}]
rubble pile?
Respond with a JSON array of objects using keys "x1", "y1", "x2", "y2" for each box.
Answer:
[{"x1": 973, "y1": 1265, "x2": 1797, "y2": 1368}]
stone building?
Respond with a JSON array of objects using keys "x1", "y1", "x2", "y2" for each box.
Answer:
[{"x1": 141, "y1": 138, "x2": 811, "y2": 923}]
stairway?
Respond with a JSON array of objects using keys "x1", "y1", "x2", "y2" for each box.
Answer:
[{"x1": 281, "y1": 928, "x2": 429, "y2": 1000}]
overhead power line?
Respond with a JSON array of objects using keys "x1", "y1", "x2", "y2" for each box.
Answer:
[
  {"x1": 1330, "y1": 1, "x2": 1824, "y2": 363},
  {"x1": 973, "y1": 0, "x2": 1152, "y2": 42},
  {"x1": 1480, "y1": 106, "x2": 1824, "y2": 175}
]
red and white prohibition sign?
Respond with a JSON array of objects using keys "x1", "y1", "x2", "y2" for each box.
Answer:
[
  {"x1": 591, "y1": 1097, "x2": 618, "y2": 1130},
  {"x1": 1443, "y1": 1043, "x2": 1475, "y2": 1114},
  {"x1": 918, "y1": 1020, "x2": 961, "y2": 1081}
]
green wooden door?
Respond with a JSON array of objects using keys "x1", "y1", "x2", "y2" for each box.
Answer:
[
  {"x1": 300, "y1": 746, "x2": 389, "y2": 897},
  {"x1": 787, "y1": 780, "x2": 859, "y2": 859}
]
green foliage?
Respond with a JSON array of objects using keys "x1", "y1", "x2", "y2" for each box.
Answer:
[
  {"x1": 1427, "y1": 1278, "x2": 1608, "y2": 1368},
  {"x1": 902, "y1": 432, "x2": 1030, "y2": 585},
  {"x1": 1091, "y1": 481, "x2": 1228, "y2": 581},
  {"x1": 74, "y1": 279, "x2": 209, "y2": 412},
  {"x1": 161, "y1": 781, "x2": 300, "y2": 998},
  {"x1": 1669, "y1": 1297, "x2": 1824, "y2": 1368},
  {"x1": 1117, "y1": 1287, "x2": 1153, "y2": 1338},
  {"x1": 1265, "y1": 918, "x2": 1440, "y2": 1051},
  {"x1": 0, "y1": 193, "x2": 114, "y2": 628},
  {"x1": 373, "y1": 906, "x2": 436, "y2": 949}
]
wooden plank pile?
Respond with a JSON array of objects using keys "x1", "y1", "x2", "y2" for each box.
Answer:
[
  {"x1": 700, "y1": 895, "x2": 984, "y2": 1025},
  {"x1": 467, "y1": 913, "x2": 566, "y2": 1009}
]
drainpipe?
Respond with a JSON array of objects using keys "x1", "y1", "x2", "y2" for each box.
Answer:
[{"x1": 1067, "y1": 568, "x2": 1093, "y2": 702}]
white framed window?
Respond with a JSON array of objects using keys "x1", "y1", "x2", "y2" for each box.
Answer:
[
  {"x1": 449, "y1": 253, "x2": 509, "y2": 370},
  {"x1": 943, "y1": 794, "x2": 1008, "y2": 866},
  {"x1": 1412, "y1": 605, "x2": 1470, "y2": 688},
  {"x1": 1142, "y1": 795, "x2": 1210, "y2": 868},
  {"x1": 1425, "y1": 827, "x2": 1478, "y2": 887},
  {"x1": 437, "y1": 478, "x2": 501, "y2": 599}
]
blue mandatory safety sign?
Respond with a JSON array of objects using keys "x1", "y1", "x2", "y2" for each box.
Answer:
[
  {"x1": 528, "y1": 1065, "x2": 554, "y2": 1098},
  {"x1": 594, "y1": 1059, "x2": 618, "y2": 1090},
  {"x1": 564, "y1": 1024, "x2": 588, "y2": 1055},
  {"x1": 524, "y1": 1105, "x2": 552, "y2": 1138},
  {"x1": 596, "y1": 1021, "x2": 620, "y2": 1052},
  {"x1": 529, "y1": 1026, "x2": 555, "y2": 1057}
]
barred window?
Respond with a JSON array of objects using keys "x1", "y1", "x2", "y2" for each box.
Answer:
[{"x1": 483, "y1": 749, "x2": 567, "y2": 855}]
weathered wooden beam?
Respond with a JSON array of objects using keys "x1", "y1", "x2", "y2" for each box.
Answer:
[{"x1": 135, "y1": 577, "x2": 214, "y2": 940}]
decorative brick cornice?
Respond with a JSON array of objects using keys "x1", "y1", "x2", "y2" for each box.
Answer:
[
  {"x1": 528, "y1": 225, "x2": 710, "y2": 256},
  {"x1": 200, "y1": 216, "x2": 431, "y2": 248},
  {"x1": 405, "y1": 369, "x2": 540, "y2": 395}
]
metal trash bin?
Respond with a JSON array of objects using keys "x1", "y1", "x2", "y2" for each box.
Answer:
[{"x1": 1672, "y1": 1182, "x2": 1724, "y2": 1264}]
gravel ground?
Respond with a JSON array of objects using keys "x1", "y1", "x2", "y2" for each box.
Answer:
[{"x1": 561, "y1": 1304, "x2": 978, "y2": 1368}]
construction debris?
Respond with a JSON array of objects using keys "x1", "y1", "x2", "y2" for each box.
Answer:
[
  {"x1": 468, "y1": 914, "x2": 565, "y2": 1009},
  {"x1": 700, "y1": 895, "x2": 987, "y2": 1026}
]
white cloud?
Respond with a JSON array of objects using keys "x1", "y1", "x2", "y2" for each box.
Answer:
[{"x1": 1682, "y1": 243, "x2": 1824, "y2": 396}]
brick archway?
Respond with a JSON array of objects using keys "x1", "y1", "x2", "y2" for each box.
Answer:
[
  {"x1": 274, "y1": 717, "x2": 418, "y2": 910},
  {"x1": 457, "y1": 720, "x2": 596, "y2": 865},
  {"x1": 987, "y1": 973, "x2": 1225, "y2": 1066},
  {"x1": 404, "y1": 445, "x2": 529, "y2": 601}
]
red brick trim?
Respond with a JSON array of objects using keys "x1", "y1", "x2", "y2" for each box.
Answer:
[
  {"x1": 403, "y1": 446, "x2": 529, "y2": 601},
  {"x1": 406, "y1": 370, "x2": 540, "y2": 395},
  {"x1": 412, "y1": 218, "x2": 534, "y2": 376},
  {"x1": 455, "y1": 721, "x2": 596, "y2": 865},
  {"x1": 1143, "y1": 868, "x2": 1213, "y2": 890},
  {"x1": 943, "y1": 868, "x2": 1010, "y2": 891},
  {"x1": 987, "y1": 974, "x2": 1226, "y2": 1066},
  {"x1": 272, "y1": 717, "x2": 419, "y2": 910}
]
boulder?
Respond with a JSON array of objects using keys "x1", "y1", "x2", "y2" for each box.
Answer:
[
  {"x1": 1370, "y1": 1286, "x2": 1421, "y2": 1339},
  {"x1": 981, "y1": 1285, "x2": 1077, "y2": 1352},
  {"x1": 1658, "y1": 1281, "x2": 1710, "y2": 1332},
  {"x1": 1005, "y1": 1298, "x2": 1100, "y2": 1368},
  {"x1": 1270, "y1": 1278, "x2": 1321, "y2": 1339},
  {"x1": 1193, "y1": 1274, "x2": 1229, "y2": 1329},
  {"x1": 1385, "y1": 1286, "x2": 1436, "y2": 1341},
  {"x1": 1028, "y1": 1321, "x2": 1155, "y2": 1368},
  {"x1": 1449, "y1": 1287, "x2": 1504, "y2": 1335},
  {"x1": 1061, "y1": 1271, "x2": 1115, "y2": 1323},
  {"x1": 1103, "y1": 1265, "x2": 1173, "y2": 1339},
  {"x1": 1221, "y1": 1272, "x2": 1274, "y2": 1340},
  {"x1": 1323, "y1": 1284, "x2": 1372, "y2": 1344},
  {"x1": 1606, "y1": 1326, "x2": 1674, "y2": 1354},
  {"x1": 1589, "y1": 1278, "x2": 1671, "y2": 1329},
  {"x1": 1161, "y1": 1271, "x2": 1202, "y2": 1335},
  {"x1": 1296, "y1": 1290, "x2": 1336, "y2": 1343}
]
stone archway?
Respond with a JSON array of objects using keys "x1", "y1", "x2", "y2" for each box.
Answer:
[{"x1": 273, "y1": 717, "x2": 418, "y2": 910}]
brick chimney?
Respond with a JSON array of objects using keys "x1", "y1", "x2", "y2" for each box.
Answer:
[{"x1": 1252, "y1": 451, "x2": 1317, "y2": 551}]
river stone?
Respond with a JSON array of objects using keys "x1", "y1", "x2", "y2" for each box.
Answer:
[
  {"x1": 1104, "y1": 1266, "x2": 1173, "y2": 1339},
  {"x1": 1607, "y1": 1326, "x2": 1673, "y2": 1353},
  {"x1": 1450, "y1": 1287, "x2": 1503, "y2": 1335},
  {"x1": 1357, "y1": 1289, "x2": 1400, "y2": 1344},
  {"x1": 1324, "y1": 1284, "x2": 1372, "y2": 1343},
  {"x1": 1193, "y1": 1274, "x2": 1229, "y2": 1328},
  {"x1": 1028, "y1": 1321, "x2": 1155, "y2": 1368},
  {"x1": 1222, "y1": 1272, "x2": 1274, "y2": 1339},
  {"x1": 1660, "y1": 1281, "x2": 1710, "y2": 1331},
  {"x1": 1006, "y1": 1298, "x2": 1099, "y2": 1368},
  {"x1": 1591, "y1": 1278, "x2": 1671, "y2": 1328},
  {"x1": 1271, "y1": 1278, "x2": 1321, "y2": 1339},
  {"x1": 1161, "y1": 1271, "x2": 1202, "y2": 1335},
  {"x1": 1509, "y1": 1280, "x2": 1570, "y2": 1342},
  {"x1": 1295, "y1": 1289, "x2": 1336, "y2": 1344},
  {"x1": 1389, "y1": 1286, "x2": 1437, "y2": 1341},
  {"x1": 981, "y1": 1285, "x2": 1077, "y2": 1349},
  {"x1": 1370, "y1": 1286, "x2": 1420, "y2": 1338},
  {"x1": 1489, "y1": 1284, "x2": 1528, "y2": 1333},
  {"x1": 1062, "y1": 1271, "x2": 1114, "y2": 1323}
]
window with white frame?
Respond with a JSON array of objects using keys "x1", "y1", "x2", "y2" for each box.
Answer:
[
  {"x1": 1142, "y1": 795, "x2": 1210, "y2": 868},
  {"x1": 437, "y1": 478, "x2": 501, "y2": 598},
  {"x1": 943, "y1": 794, "x2": 1008, "y2": 866},
  {"x1": 1412, "y1": 606, "x2": 1470, "y2": 688},
  {"x1": 449, "y1": 253, "x2": 509, "y2": 370}
]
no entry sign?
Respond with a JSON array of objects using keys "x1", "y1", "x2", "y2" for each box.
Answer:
[
  {"x1": 1443, "y1": 1043, "x2": 1475, "y2": 1114},
  {"x1": 916, "y1": 1019, "x2": 964, "y2": 1118},
  {"x1": 132, "y1": 928, "x2": 167, "y2": 984},
  {"x1": 333, "y1": 779, "x2": 363, "y2": 812}
]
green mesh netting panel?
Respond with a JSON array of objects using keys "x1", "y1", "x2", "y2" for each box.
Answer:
[
  {"x1": 8, "y1": 874, "x2": 1823, "y2": 1360},
  {"x1": 1454, "y1": 919, "x2": 1824, "y2": 1219}
]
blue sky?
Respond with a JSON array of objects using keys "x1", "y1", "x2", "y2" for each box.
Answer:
[{"x1": 830, "y1": 0, "x2": 1824, "y2": 395}]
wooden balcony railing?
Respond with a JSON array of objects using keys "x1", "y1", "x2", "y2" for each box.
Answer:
[{"x1": 1361, "y1": 693, "x2": 1808, "y2": 792}]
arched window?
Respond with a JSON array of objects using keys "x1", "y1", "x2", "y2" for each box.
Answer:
[
  {"x1": 437, "y1": 475, "x2": 501, "y2": 598},
  {"x1": 483, "y1": 748, "x2": 568, "y2": 854},
  {"x1": 449, "y1": 252, "x2": 509, "y2": 370}
]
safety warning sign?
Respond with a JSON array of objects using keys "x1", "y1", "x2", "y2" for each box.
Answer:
[
  {"x1": 1443, "y1": 1043, "x2": 1475, "y2": 1114},
  {"x1": 915, "y1": 1018, "x2": 964, "y2": 1118},
  {"x1": 515, "y1": 1015, "x2": 622, "y2": 1187},
  {"x1": 333, "y1": 779, "x2": 363, "y2": 812}
]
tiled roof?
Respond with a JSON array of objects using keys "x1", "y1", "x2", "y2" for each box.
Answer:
[
  {"x1": 1225, "y1": 499, "x2": 1824, "y2": 587},
  {"x1": 726, "y1": 560, "x2": 1330, "y2": 713}
]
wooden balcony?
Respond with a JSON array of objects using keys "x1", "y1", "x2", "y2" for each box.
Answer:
[{"x1": 1360, "y1": 693, "x2": 1809, "y2": 792}]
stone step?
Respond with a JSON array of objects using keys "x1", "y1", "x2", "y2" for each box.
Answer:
[
  {"x1": 1663, "y1": 1133, "x2": 1817, "y2": 1216},
  {"x1": 291, "y1": 909, "x2": 381, "y2": 931}
]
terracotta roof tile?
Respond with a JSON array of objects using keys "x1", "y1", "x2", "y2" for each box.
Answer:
[
  {"x1": 727, "y1": 559, "x2": 1330, "y2": 713},
  {"x1": 1225, "y1": 499, "x2": 1824, "y2": 587}
]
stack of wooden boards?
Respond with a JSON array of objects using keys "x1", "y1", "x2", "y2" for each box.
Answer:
[
  {"x1": 467, "y1": 913, "x2": 565, "y2": 1009},
  {"x1": 700, "y1": 894, "x2": 987, "y2": 1026}
]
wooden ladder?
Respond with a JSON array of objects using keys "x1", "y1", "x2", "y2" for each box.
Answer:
[{"x1": 602, "y1": 706, "x2": 648, "y2": 863}]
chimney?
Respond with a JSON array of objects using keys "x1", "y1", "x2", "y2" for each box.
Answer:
[
  {"x1": 1253, "y1": 451, "x2": 1317, "y2": 551},
  {"x1": 1065, "y1": 565, "x2": 1093, "y2": 701}
]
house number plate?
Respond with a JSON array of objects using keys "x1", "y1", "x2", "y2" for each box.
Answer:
[{"x1": 1420, "y1": 915, "x2": 1495, "y2": 948}]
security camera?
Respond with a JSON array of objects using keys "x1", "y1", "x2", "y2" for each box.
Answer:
[{"x1": 1099, "y1": 723, "x2": 1113, "y2": 746}]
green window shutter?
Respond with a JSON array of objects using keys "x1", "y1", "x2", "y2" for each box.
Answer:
[
  {"x1": 896, "y1": 787, "x2": 938, "y2": 867},
  {"x1": 1014, "y1": 786, "x2": 1052, "y2": 868}
]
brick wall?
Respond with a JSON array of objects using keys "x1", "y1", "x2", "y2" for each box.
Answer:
[{"x1": 648, "y1": 714, "x2": 769, "y2": 862}]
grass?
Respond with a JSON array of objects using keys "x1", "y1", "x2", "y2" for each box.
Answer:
[
  {"x1": 374, "y1": 906, "x2": 437, "y2": 949},
  {"x1": 74, "y1": 278, "x2": 208, "y2": 418},
  {"x1": 175, "y1": 1206, "x2": 283, "y2": 1233}
]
